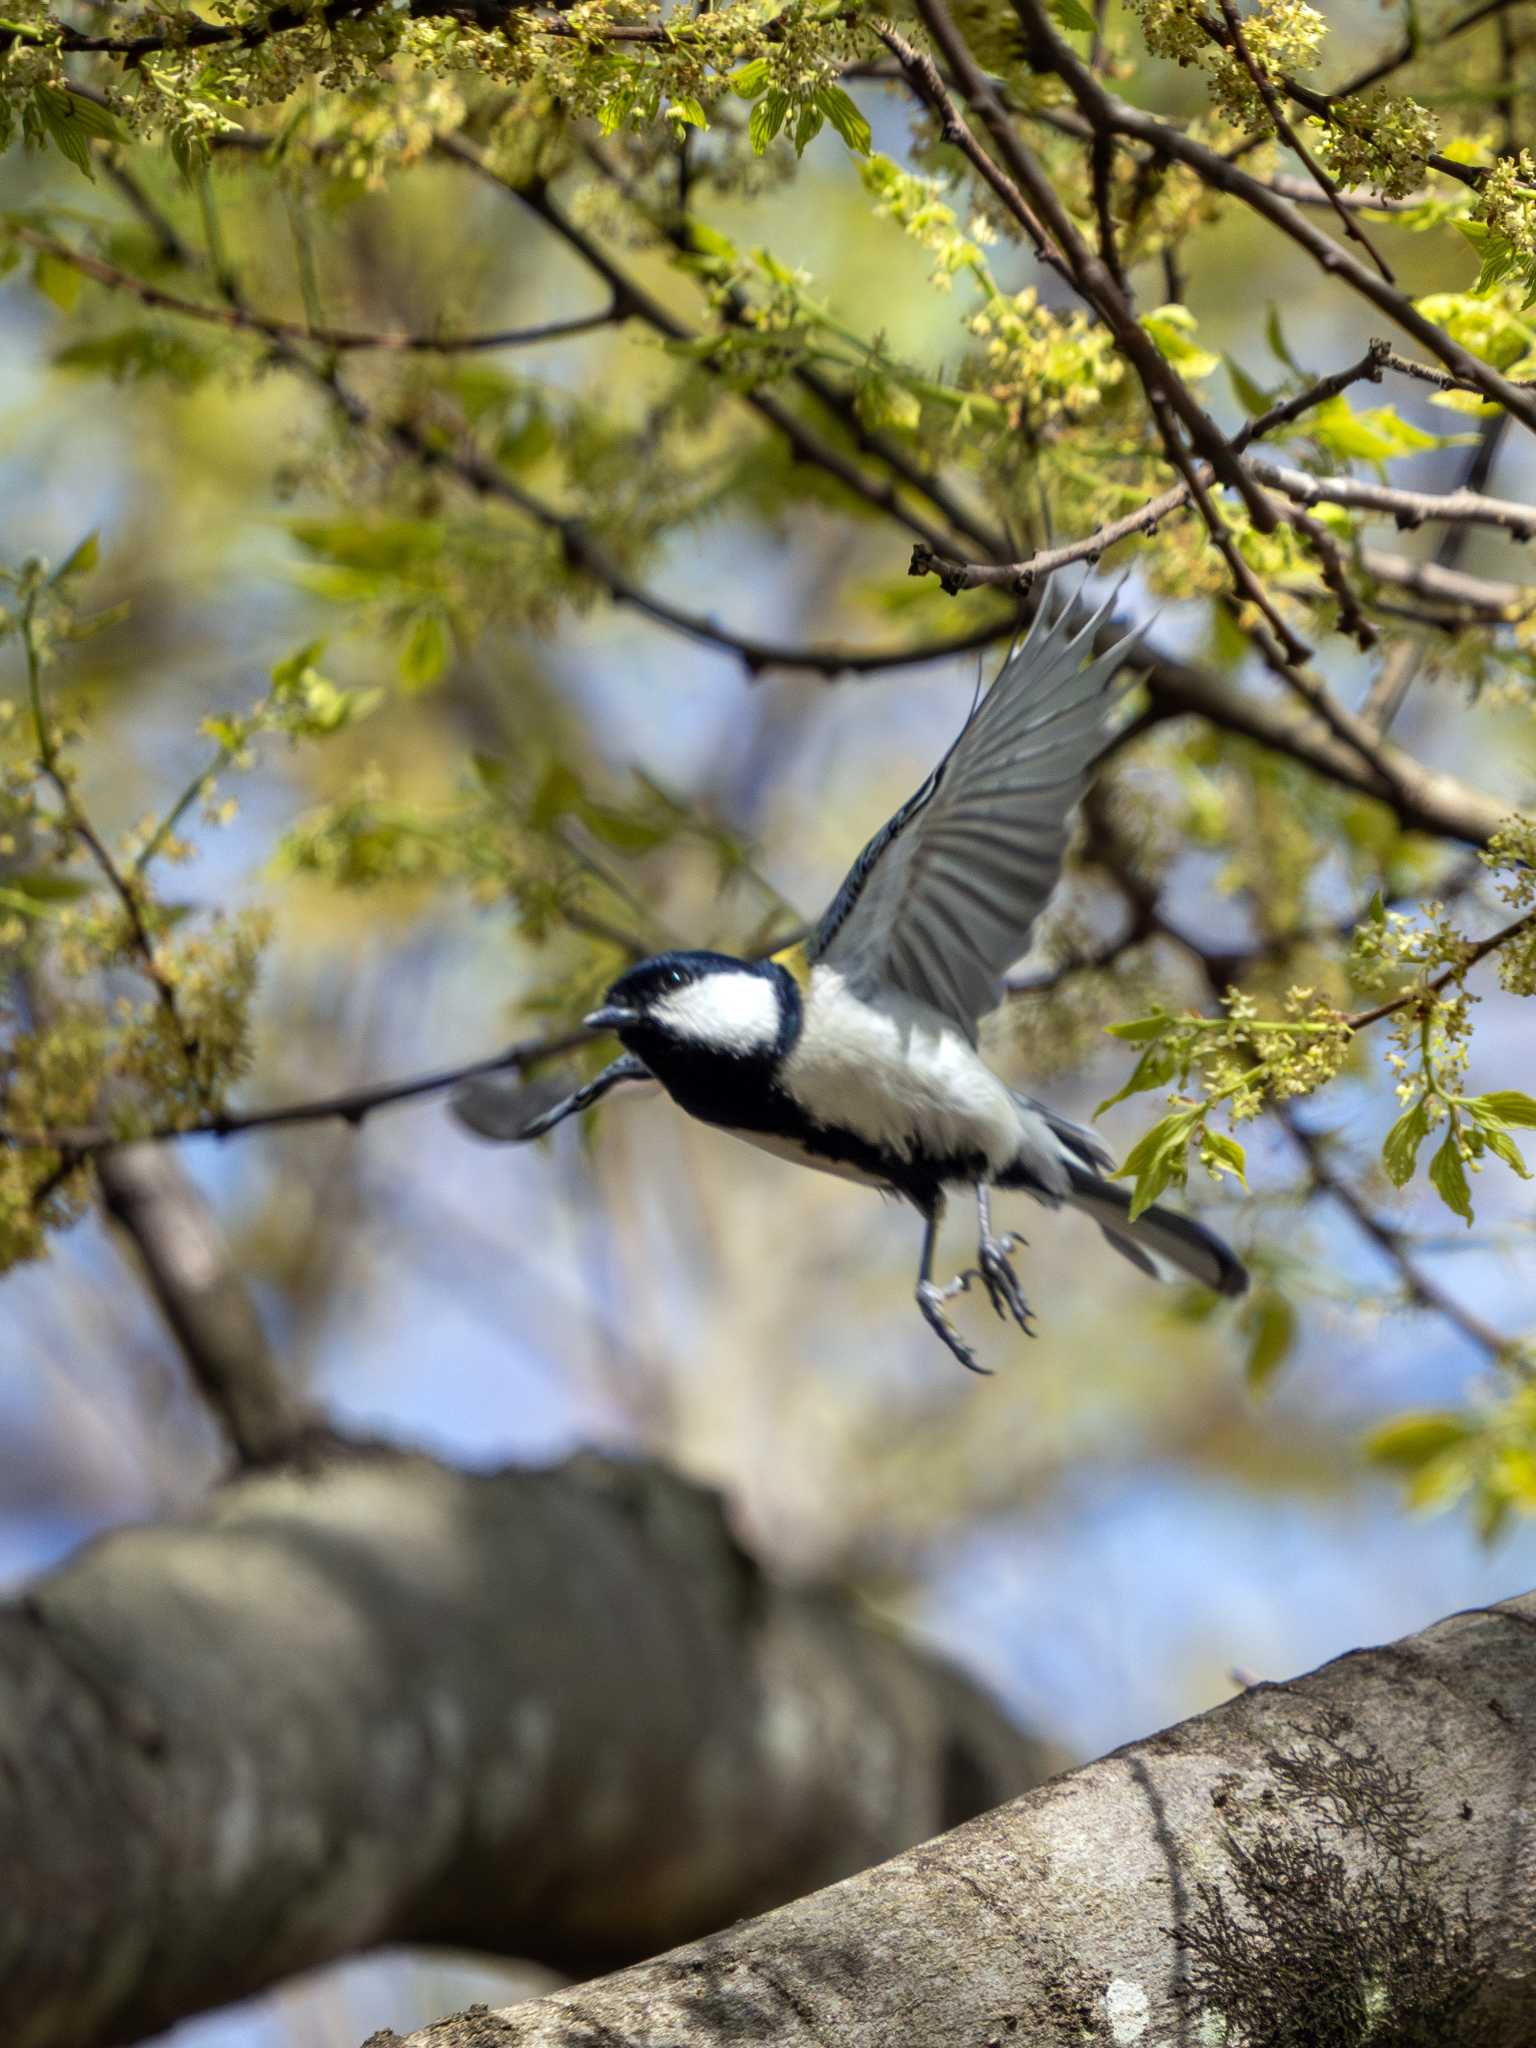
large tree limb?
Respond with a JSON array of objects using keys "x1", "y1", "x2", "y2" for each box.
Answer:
[
  {"x1": 398, "y1": 1591, "x2": 1536, "y2": 2048},
  {"x1": 0, "y1": 1449, "x2": 1053, "y2": 2048}
]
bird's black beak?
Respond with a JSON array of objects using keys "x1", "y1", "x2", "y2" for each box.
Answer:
[{"x1": 583, "y1": 1004, "x2": 641, "y2": 1032}]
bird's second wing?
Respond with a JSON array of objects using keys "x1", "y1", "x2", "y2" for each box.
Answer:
[
  {"x1": 809, "y1": 591, "x2": 1140, "y2": 1041},
  {"x1": 451, "y1": 1053, "x2": 654, "y2": 1141}
]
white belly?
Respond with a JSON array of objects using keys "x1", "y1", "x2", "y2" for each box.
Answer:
[
  {"x1": 780, "y1": 968, "x2": 1022, "y2": 1172},
  {"x1": 727, "y1": 1125, "x2": 893, "y2": 1187}
]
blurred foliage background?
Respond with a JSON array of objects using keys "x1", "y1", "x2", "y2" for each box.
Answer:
[{"x1": 3, "y1": 0, "x2": 1536, "y2": 2038}]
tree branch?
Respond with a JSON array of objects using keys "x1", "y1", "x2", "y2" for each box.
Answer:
[
  {"x1": 5, "y1": 225, "x2": 623, "y2": 353},
  {"x1": 94, "y1": 1143, "x2": 316, "y2": 1464},
  {"x1": 394, "y1": 1588, "x2": 1536, "y2": 2047},
  {"x1": 1012, "y1": 0, "x2": 1536, "y2": 436},
  {"x1": 0, "y1": 1448, "x2": 1054, "y2": 2048}
]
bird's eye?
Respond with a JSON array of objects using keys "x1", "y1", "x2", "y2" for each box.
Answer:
[{"x1": 664, "y1": 967, "x2": 686, "y2": 989}]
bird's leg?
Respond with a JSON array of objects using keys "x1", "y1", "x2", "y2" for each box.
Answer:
[
  {"x1": 915, "y1": 1201, "x2": 992, "y2": 1376},
  {"x1": 969, "y1": 1184, "x2": 1034, "y2": 1335}
]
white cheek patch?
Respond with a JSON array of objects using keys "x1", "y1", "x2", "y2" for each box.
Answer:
[{"x1": 653, "y1": 974, "x2": 780, "y2": 1054}]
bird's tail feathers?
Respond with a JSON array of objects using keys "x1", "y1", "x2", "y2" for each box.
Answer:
[{"x1": 1059, "y1": 1161, "x2": 1248, "y2": 1297}]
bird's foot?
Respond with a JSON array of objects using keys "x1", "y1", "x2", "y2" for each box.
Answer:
[
  {"x1": 916, "y1": 1277, "x2": 992, "y2": 1376},
  {"x1": 970, "y1": 1232, "x2": 1034, "y2": 1334}
]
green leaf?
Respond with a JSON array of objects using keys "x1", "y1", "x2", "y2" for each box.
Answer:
[
  {"x1": 1428, "y1": 1128, "x2": 1474, "y2": 1225},
  {"x1": 729, "y1": 58, "x2": 771, "y2": 99},
  {"x1": 1475, "y1": 1090, "x2": 1536, "y2": 1128},
  {"x1": 1366, "y1": 1411, "x2": 1473, "y2": 1470},
  {"x1": 51, "y1": 532, "x2": 98, "y2": 585},
  {"x1": 0, "y1": 871, "x2": 92, "y2": 903},
  {"x1": 1203, "y1": 1129, "x2": 1247, "y2": 1185},
  {"x1": 793, "y1": 100, "x2": 825, "y2": 154},
  {"x1": 54, "y1": 326, "x2": 215, "y2": 386},
  {"x1": 1140, "y1": 304, "x2": 1220, "y2": 381},
  {"x1": 1115, "y1": 1109, "x2": 1198, "y2": 1220},
  {"x1": 1307, "y1": 394, "x2": 1465, "y2": 463},
  {"x1": 669, "y1": 94, "x2": 708, "y2": 131},
  {"x1": 1048, "y1": 0, "x2": 1097, "y2": 30},
  {"x1": 597, "y1": 87, "x2": 636, "y2": 137},
  {"x1": 1463, "y1": 1096, "x2": 1532, "y2": 1178},
  {"x1": 400, "y1": 608, "x2": 451, "y2": 690},
  {"x1": 816, "y1": 85, "x2": 871, "y2": 156},
  {"x1": 578, "y1": 799, "x2": 671, "y2": 854},
  {"x1": 686, "y1": 220, "x2": 737, "y2": 263},
  {"x1": 1242, "y1": 1289, "x2": 1296, "y2": 1391},
  {"x1": 1104, "y1": 1013, "x2": 1175, "y2": 1043},
  {"x1": 748, "y1": 88, "x2": 790, "y2": 155},
  {"x1": 529, "y1": 760, "x2": 581, "y2": 830},
  {"x1": 854, "y1": 375, "x2": 920, "y2": 432},
  {"x1": 1381, "y1": 1099, "x2": 1430, "y2": 1188},
  {"x1": 1264, "y1": 304, "x2": 1299, "y2": 371},
  {"x1": 1095, "y1": 1037, "x2": 1177, "y2": 1116},
  {"x1": 1227, "y1": 358, "x2": 1274, "y2": 417},
  {"x1": 271, "y1": 640, "x2": 328, "y2": 696},
  {"x1": 32, "y1": 247, "x2": 82, "y2": 311},
  {"x1": 1480, "y1": 1122, "x2": 1530, "y2": 1179},
  {"x1": 0, "y1": 874, "x2": 94, "y2": 918},
  {"x1": 1473, "y1": 1481, "x2": 1512, "y2": 1545},
  {"x1": 31, "y1": 82, "x2": 127, "y2": 180}
]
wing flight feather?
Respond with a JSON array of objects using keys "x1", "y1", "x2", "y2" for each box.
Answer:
[{"x1": 808, "y1": 590, "x2": 1141, "y2": 1040}]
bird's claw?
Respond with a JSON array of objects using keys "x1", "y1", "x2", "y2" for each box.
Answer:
[
  {"x1": 973, "y1": 1232, "x2": 1034, "y2": 1333},
  {"x1": 916, "y1": 1278, "x2": 993, "y2": 1376}
]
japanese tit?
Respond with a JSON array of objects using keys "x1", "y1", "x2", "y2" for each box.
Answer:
[{"x1": 456, "y1": 590, "x2": 1246, "y2": 1372}]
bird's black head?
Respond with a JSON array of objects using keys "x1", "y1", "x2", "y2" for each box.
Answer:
[{"x1": 584, "y1": 949, "x2": 801, "y2": 1082}]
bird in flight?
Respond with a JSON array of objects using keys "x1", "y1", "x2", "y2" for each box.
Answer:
[{"x1": 457, "y1": 591, "x2": 1247, "y2": 1371}]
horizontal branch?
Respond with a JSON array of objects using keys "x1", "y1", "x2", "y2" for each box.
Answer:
[
  {"x1": 1358, "y1": 547, "x2": 1529, "y2": 619},
  {"x1": 1247, "y1": 458, "x2": 1536, "y2": 541},
  {"x1": 5, "y1": 225, "x2": 621, "y2": 353},
  {"x1": 0, "y1": 0, "x2": 554, "y2": 59},
  {"x1": 909, "y1": 345, "x2": 1392, "y2": 594},
  {"x1": 1, "y1": 1449, "x2": 1053, "y2": 2048},
  {"x1": 442, "y1": 144, "x2": 990, "y2": 564},
  {"x1": 394, "y1": 1586, "x2": 1536, "y2": 2047},
  {"x1": 0, "y1": 1027, "x2": 591, "y2": 1154}
]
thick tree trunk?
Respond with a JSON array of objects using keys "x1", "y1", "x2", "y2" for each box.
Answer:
[
  {"x1": 397, "y1": 1595, "x2": 1536, "y2": 2048},
  {"x1": 0, "y1": 1448, "x2": 1053, "y2": 2048}
]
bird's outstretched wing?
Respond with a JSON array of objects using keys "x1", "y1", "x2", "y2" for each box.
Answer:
[
  {"x1": 807, "y1": 589, "x2": 1141, "y2": 1042},
  {"x1": 451, "y1": 1053, "x2": 654, "y2": 1141}
]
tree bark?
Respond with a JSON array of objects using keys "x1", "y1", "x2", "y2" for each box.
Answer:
[
  {"x1": 397, "y1": 1594, "x2": 1536, "y2": 2048},
  {"x1": 0, "y1": 1447, "x2": 1054, "y2": 2048}
]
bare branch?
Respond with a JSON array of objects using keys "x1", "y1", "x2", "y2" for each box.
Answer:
[
  {"x1": 5, "y1": 224, "x2": 623, "y2": 353},
  {"x1": 398, "y1": 1588, "x2": 1536, "y2": 2047},
  {"x1": 1210, "y1": 0, "x2": 1395, "y2": 283},
  {"x1": 1280, "y1": 1109, "x2": 1518, "y2": 1364},
  {"x1": 0, "y1": 1450, "x2": 1053, "y2": 2048},
  {"x1": 0, "y1": 1028, "x2": 592, "y2": 1155},
  {"x1": 909, "y1": 346, "x2": 1390, "y2": 594},
  {"x1": 1011, "y1": 0, "x2": 1536, "y2": 436},
  {"x1": 95, "y1": 1145, "x2": 316, "y2": 1465}
]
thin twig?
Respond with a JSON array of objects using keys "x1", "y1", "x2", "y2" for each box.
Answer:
[
  {"x1": 1210, "y1": 0, "x2": 1395, "y2": 283},
  {"x1": 1344, "y1": 907, "x2": 1536, "y2": 1034},
  {"x1": 1281, "y1": 1108, "x2": 1516, "y2": 1363},
  {"x1": 1246, "y1": 458, "x2": 1536, "y2": 541},
  {"x1": 6, "y1": 224, "x2": 624, "y2": 353},
  {"x1": 1010, "y1": 0, "x2": 1536, "y2": 437},
  {"x1": 1, "y1": 1028, "x2": 592, "y2": 1155},
  {"x1": 910, "y1": 345, "x2": 1390, "y2": 593},
  {"x1": 18, "y1": 586, "x2": 207, "y2": 1097}
]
